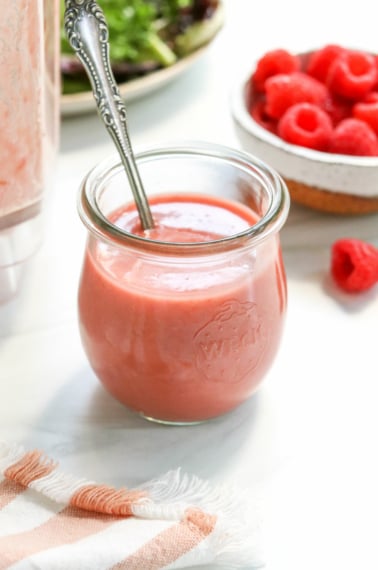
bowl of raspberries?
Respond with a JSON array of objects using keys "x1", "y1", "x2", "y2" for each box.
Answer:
[{"x1": 231, "y1": 44, "x2": 378, "y2": 215}]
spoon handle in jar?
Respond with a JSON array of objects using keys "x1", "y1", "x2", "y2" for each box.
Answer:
[{"x1": 64, "y1": 0, "x2": 154, "y2": 230}]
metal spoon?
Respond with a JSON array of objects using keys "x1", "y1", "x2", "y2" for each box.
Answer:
[{"x1": 64, "y1": 0, "x2": 154, "y2": 230}]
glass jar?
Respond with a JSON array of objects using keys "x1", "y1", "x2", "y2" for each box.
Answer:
[
  {"x1": 78, "y1": 143, "x2": 290, "y2": 424},
  {"x1": 0, "y1": 1, "x2": 60, "y2": 302}
]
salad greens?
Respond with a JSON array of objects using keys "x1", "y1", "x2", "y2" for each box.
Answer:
[{"x1": 61, "y1": 0, "x2": 221, "y2": 94}]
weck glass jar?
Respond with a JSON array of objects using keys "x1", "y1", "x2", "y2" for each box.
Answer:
[
  {"x1": 0, "y1": 1, "x2": 60, "y2": 302},
  {"x1": 77, "y1": 143, "x2": 290, "y2": 424}
]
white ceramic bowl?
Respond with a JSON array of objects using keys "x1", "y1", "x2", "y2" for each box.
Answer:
[{"x1": 231, "y1": 72, "x2": 378, "y2": 215}]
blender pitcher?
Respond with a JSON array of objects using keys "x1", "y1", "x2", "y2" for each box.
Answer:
[{"x1": 0, "y1": 0, "x2": 60, "y2": 302}]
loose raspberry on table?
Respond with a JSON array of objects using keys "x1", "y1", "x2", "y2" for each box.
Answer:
[
  {"x1": 327, "y1": 50, "x2": 378, "y2": 100},
  {"x1": 251, "y1": 49, "x2": 300, "y2": 93},
  {"x1": 352, "y1": 92, "x2": 378, "y2": 135},
  {"x1": 265, "y1": 72, "x2": 329, "y2": 119},
  {"x1": 278, "y1": 103, "x2": 333, "y2": 151},
  {"x1": 331, "y1": 238, "x2": 378, "y2": 293},
  {"x1": 306, "y1": 44, "x2": 346, "y2": 83},
  {"x1": 328, "y1": 118, "x2": 378, "y2": 156}
]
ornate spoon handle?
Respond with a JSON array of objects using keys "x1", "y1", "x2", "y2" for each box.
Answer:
[{"x1": 64, "y1": 0, "x2": 154, "y2": 230}]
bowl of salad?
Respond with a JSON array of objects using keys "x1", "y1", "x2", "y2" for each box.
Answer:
[{"x1": 60, "y1": 0, "x2": 224, "y2": 116}]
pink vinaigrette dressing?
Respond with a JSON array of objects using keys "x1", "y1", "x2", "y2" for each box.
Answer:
[{"x1": 78, "y1": 193, "x2": 287, "y2": 422}]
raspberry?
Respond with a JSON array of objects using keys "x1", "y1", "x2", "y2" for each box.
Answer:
[
  {"x1": 331, "y1": 238, "x2": 378, "y2": 293},
  {"x1": 306, "y1": 44, "x2": 346, "y2": 83},
  {"x1": 328, "y1": 118, "x2": 378, "y2": 156},
  {"x1": 249, "y1": 98, "x2": 278, "y2": 134},
  {"x1": 327, "y1": 50, "x2": 378, "y2": 100},
  {"x1": 322, "y1": 94, "x2": 352, "y2": 125},
  {"x1": 265, "y1": 72, "x2": 329, "y2": 119},
  {"x1": 352, "y1": 92, "x2": 378, "y2": 135},
  {"x1": 278, "y1": 103, "x2": 333, "y2": 151},
  {"x1": 248, "y1": 45, "x2": 378, "y2": 156},
  {"x1": 251, "y1": 49, "x2": 300, "y2": 93}
]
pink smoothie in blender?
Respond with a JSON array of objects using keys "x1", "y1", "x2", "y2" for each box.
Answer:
[{"x1": 0, "y1": 1, "x2": 59, "y2": 302}]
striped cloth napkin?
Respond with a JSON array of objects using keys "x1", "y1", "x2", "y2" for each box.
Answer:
[{"x1": 0, "y1": 441, "x2": 261, "y2": 569}]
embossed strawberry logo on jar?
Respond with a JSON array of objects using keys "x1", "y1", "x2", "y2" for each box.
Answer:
[{"x1": 193, "y1": 299, "x2": 269, "y2": 383}]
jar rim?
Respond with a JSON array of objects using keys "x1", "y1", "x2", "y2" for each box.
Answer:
[{"x1": 78, "y1": 142, "x2": 290, "y2": 255}]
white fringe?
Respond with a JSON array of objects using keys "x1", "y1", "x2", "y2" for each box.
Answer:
[
  {"x1": 134, "y1": 469, "x2": 253, "y2": 521},
  {"x1": 210, "y1": 515, "x2": 264, "y2": 569},
  {"x1": 134, "y1": 469, "x2": 216, "y2": 520},
  {"x1": 0, "y1": 440, "x2": 26, "y2": 472},
  {"x1": 29, "y1": 470, "x2": 95, "y2": 504}
]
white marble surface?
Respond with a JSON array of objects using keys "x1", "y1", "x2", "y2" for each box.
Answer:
[{"x1": 1, "y1": 1, "x2": 378, "y2": 568}]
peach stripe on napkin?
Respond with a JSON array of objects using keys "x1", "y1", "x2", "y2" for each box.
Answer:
[
  {"x1": 0, "y1": 506, "x2": 120, "y2": 570},
  {"x1": 0, "y1": 479, "x2": 25, "y2": 510},
  {"x1": 111, "y1": 509, "x2": 217, "y2": 570}
]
